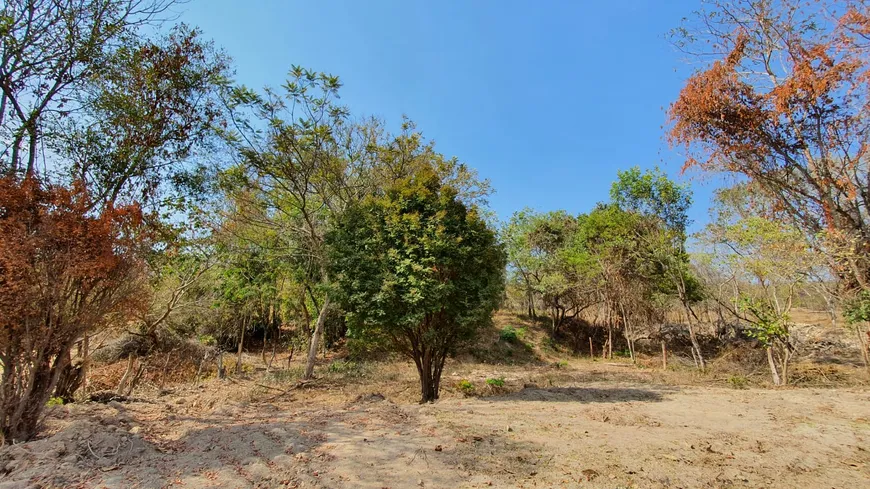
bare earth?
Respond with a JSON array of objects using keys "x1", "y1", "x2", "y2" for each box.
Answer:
[{"x1": 1, "y1": 361, "x2": 868, "y2": 489}]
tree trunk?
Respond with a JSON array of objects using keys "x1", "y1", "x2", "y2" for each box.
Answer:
[
  {"x1": 81, "y1": 334, "x2": 89, "y2": 396},
  {"x1": 781, "y1": 343, "x2": 791, "y2": 386},
  {"x1": 682, "y1": 301, "x2": 706, "y2": 370},
  {"x1": 304, "y1": 295, "x2": 331, "y2": 380},
  {"x1": 217, "y1": 350, "x2": 225, "y2": 379},
  {"x1": 589, "y1": 337, "x2": 594, "y2": 358},
  {"x1": 687, "y1": 322, "x2": 705, "y2": 370},
  {"x1": 117, "y1": 355, "x2": 135, "y2": 395},
  {"x1": 766, "y1": 346, "x2": 782, "y2": 386},
  {"x1": 414, "y1": 348, "x2": 444, "y2": 403},
  {"x1": 619, "y1": 303, "x2": 635, "y2": 364},
  {"x1": 236, "y1": 317, "x2": 245, "y2": 375},
  {"x1": 661, "y1": 340, "x2": 668, "y2": 369},
  {"x1": 417, "y1": 355, "x2": 437, "y2": 403}
]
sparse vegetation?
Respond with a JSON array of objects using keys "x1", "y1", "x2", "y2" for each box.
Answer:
[{"x1": 456, "y1": 379, "x2": 476, "y2": 396}]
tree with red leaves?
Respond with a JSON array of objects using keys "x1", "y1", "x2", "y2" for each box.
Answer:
[
  {"x1": 0, "y1": 176, "x2": 145, "y2": 443},
  {"x1": 669, "y1": 0, "x2": 870, "y2": 292}
]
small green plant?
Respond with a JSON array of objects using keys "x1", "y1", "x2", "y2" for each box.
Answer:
[
  {"x1": 198, "y1": 334, "x2": 217, "y2": 346},
  {"x1": 485, "y1": 377, "x2": 505, "y2": 388},
  {"x1": 457, "y1": 379, "x2": 476, "y2": 396},
  {"x1": 552, "y1": 360, "x2": 569, "y2": 369},
  {"x1": 614, "y1": 349, "x2": 632, "y2": 358},
  {"x1": 727, "y1": 375, "x2": 749, "y2": 390},
  {"x1": 499, "y1": 326, "x2": 518, "y2": 342},
  {"x1": 46, "y1": 396, "x2": 64, "y2": 407}
]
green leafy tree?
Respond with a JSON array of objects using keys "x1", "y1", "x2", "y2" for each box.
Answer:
[
  {"x1": 222, "y1": 68, "x2": 491, "y2": 380},
  {"x1": 609, "y1": 167, "x2": 702, "y2": 367},
  {"x1": 327, "y1": 169, "x2": 505, "y2": 402},
  {"x1": 502, "y1": 210, "x2": 598, "y2": 337}
]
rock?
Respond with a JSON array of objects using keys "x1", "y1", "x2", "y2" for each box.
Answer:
[
  {"x1": 246, "y1": 462, "x2": 272, "y2": 480},
  {"x1": 434, "y1": 445, "x2": 442, "y2": 451}
]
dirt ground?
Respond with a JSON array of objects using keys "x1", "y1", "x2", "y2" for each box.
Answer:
[{"x1": 1, "y1": 359, "x2": 868, "y2": 489}]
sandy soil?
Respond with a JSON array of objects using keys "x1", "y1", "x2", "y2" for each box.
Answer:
[{"x1": 1, "y1": 361, "x2": 868, "y2": 489}]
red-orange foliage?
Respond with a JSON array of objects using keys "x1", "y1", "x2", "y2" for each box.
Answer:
[
  {"x1": 0, "y1": 176, "x2": 145, "y2": 443},
  {"x1": 669, "y1": 0, "x2": 870, "y2": 290}
]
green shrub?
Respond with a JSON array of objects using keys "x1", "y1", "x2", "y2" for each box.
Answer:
[
  {"x1": 728, "y1": 375, "x2": 749, "y2": 389},
  {"x1": 485, "y1": 377, "x2": 505, "y2": 388},
  {"x1": 552, "y1": 360, "x2": 569, "y2": 369},
  {"x1": 198, "y1": 334, "x2": 217, "y2": 346},
  {"x1": 499, "y1": 326, "x2": 526, "y2": 343},
  {"x1": 457, "y1": 379, "x2": 476, "y2": 396},
  {"x1": 499, "y1": 326, "x2": 519, "y2": 342},
  {"x1": 46, "y1": 397, "x2": 64, "y2": 407}
]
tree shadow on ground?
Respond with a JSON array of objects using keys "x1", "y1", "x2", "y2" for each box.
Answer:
[{"x1": 487, "y1": 386, "x2": 668, "y2": 403}]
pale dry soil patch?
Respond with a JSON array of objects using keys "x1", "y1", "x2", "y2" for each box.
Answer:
[{"x1": 1, "y1": 363, "x2": 868, "y2": 489}]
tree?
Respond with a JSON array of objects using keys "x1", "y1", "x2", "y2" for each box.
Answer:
[
  {"x1": 501, "y1": 210, "x2": 599, "y2": 337},
  {"x1": 1, "y1": 1, "x2": 228, "y2": 210},
  {"x1": 0, "y1": 176, "x2": 144, "y2": 443},
  {"x1": 609, "y1": 167, "x2": 704, "y2": 367},
  {"x1": 223, "y1": 69, "x2": 491, "y2": 380},
  {"x1": 502, "y1": 209, "x2": 542, "y2": 317},
  {"x1": 327, "y1": 169, "x2": 505, "y2": 403},
  {"x1": 698, "y1": 186, "x2": 820, "y2": 384},
  {"x1": 581, "y1": 204, "x2": 653, "y2": 362},
  {"x1": 668, "y1": 0, "x2": 870, "y2": 292}
]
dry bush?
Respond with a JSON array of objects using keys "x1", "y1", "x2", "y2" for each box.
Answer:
[
  {"x1": 0, "y1": 177, "x2": 145, "y2": 443},
  {"x1": 87, "y1": 342, "x2": 209, "y2": 393}
]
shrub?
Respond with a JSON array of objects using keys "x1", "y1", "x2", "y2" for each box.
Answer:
[
  {"x1": 485, "y1": 377, "x2": 506, "y2": 388},
  {"x1": 498, "y1": 326, "x2": 520, "y2": 343},
  {"x1": 728, "y1": 375, "x2": 749, "y2": 390},
  {"x1": 0, "y1": 177, "x2": 145, "y2": 443},
  {"x1": 552, "y1": 360, "x2": 569, "y2": 369},
  {"x1": 198, "y1": 334, "x2": 217, "y2": 346},
  {"x1": 45, "y1": 397, "x2": 65, "y2": 407},
  {"x1": 457, "y1": 379, "x2": 476, "y2": 396}
]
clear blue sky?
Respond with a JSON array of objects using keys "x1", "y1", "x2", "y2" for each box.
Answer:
[{"x1": 178, "y1": 0, "x2": 721, "y2": 231}]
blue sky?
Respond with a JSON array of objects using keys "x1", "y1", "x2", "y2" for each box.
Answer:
[{"x1": 178, "y1": 0, "x2": 722, "y2": 232}]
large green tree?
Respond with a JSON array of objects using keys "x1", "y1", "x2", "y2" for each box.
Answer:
[
  {"x1": 222, "y1": 69, "x2": 491, "y2": 380},
  {"x1": 327, "y1": 169, "x2": 504, "y2": 402}
]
